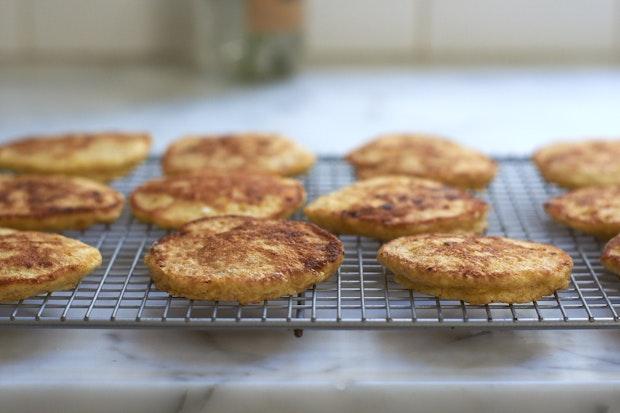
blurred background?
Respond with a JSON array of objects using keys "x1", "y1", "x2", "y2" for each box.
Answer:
[{"x1": 1, "y1": 0, "x2": 619, "y2": 155}]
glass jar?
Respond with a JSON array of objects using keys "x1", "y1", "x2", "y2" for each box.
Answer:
[{"x1": 193, "y1": 0, "x2": 304, "y2": 81}]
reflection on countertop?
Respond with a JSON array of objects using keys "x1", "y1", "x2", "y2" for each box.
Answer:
[{"x1": 1, "y1": 63, "x2": 620, "y2": 156}]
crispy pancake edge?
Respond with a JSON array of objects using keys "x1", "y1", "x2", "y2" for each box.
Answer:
[
  {"x1": 144, "y1": 217, "x2": 344, "y2": 303},
  {"x1": 544, "y1": 186, "x2": 620, "y2": 239},
  {"x1": 161, "y1": 134, "x2": 315, "y2": 177},
  {"x1": 0, "y1": 175, "x2": 125, "y2": 231},
  {"x1": 304, "y1": 177, "x2": 489, "y2": 240},
  {"x1": 130, "y1": 173, "x2": 306, "y2": 229},
  {"x1": 533, "y1": 140, "x2": 620, "y2": 189},
  {"x1": 346, "y1": 134, "x2": 497, "y2": 189},
  {"x1": 377, "y1": 235, "x2": 572, "y2": 304},
  {"x1": 602, "y1": 234, "x2": 620, "y2": 276},
  {"x1": 0, "y1": 132, "x2": 152, "y2": 181},
  {"x1": 0, "y1": 229, "x2": 102, "y2": 301}
]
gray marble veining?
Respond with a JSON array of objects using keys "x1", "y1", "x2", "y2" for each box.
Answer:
[{"x1": 0, "y1": 329, "x2": 619, "y2": 412}]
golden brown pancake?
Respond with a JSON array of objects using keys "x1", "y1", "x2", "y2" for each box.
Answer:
[
  {"x1": 145, "y1": 216, "x2": 344, "y2": 303},
  {"x1": 130, "y1": 172, "x2": 306, "y2": 229},
  {"x1": 0, "y1": 228, "x2": 101, "y2": 301},
  {"x1": 378, "y1": 234, "x2": 573, "y2": 304},
  {"x1": 0, "y1": 174, "x2": 124, "y2": 231},
  {"x1": 304, "y1": 176, "x2": 488, "y2": 240},
  {"x1": 346, "y1": 133, "x2": 497, "y2": 189},
  {"x1": 533, "y1": 139, "x2": 620, "y2": 188},
  {"x1": 545, "y1": 185, "x2": 620, "y2": 239},
  {"x1": 0, "y1": 132, "x2": 151, "y2": 181},
  {"x1": 602, "y1": 234, "x2": 620, "y2": 276},
  {"x1": 162, "y1": 133, "x2": 315, "y2": 177}
]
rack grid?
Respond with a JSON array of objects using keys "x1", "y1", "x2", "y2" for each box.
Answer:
[{"x1": 1, "y1": 156, "x2": 619, "y2": 331}]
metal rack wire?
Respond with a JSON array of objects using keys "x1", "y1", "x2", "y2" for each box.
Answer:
[{"x1": 1, "y1": 156, "x2": 619, "y2": 330}]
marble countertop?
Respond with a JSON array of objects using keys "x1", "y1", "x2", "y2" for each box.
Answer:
[
  {"x1": 1, "y1": 64, "x2": 620, "y2": 155},
  {"x1": 1, "y1": 328, "x2": 620, "y2": 412},
  {"x1": 1, "y1": 64, "x2": 620, "y2": 412}
]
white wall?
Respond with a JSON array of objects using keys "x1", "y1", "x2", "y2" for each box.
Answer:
[
  {"x1": 0, "y1": 0, "x2": 193, "y2": 61},
  {"x1": 306, "y1": 0, "x2": 620, "y2": 63},
  {"x1": 1, "y1": 0, "x2": 619, "y2": 64}
]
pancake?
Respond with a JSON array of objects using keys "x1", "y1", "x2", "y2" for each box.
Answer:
[
  {"x1": 130, "y1": 172, "x2": 306, "y2": 229},
  {"x1": 0, "y1": 228, "x2": 101, "y2": 301},
  {"x1": 378, "y1": 234, "x2": 573, "y2": 304},
  {"x1": 162, "y1": 133, "x2": 315, "y2": 177},
  {"x1": 602, "y1": 234, "x2": 620, "y2": 276},
  {"x1": 544, "y1": 186, "x2": 620, "y2": 239},
  {"x1": 145, "y1": 216, "x2": 344, "y2": 303},
  {"x1": 0, "y1": 174, "x2": 124, "y2": 231},
  {"x1": 346, "y1": 133, "x2": 497, "y2": 189},
  {"x1": 0, "y1": 132, "x2": 151, "y2": 181},
  {"x1": 304, "y1": 176, "x2": 488, "y2": 240},
  {"x1": 533, "y1": 139, "x2": 620, "y2": 189}
]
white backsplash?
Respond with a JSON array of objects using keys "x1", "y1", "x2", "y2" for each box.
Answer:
[{"x1": 0, "y1": 0, "x2": 619, "y2": 64}]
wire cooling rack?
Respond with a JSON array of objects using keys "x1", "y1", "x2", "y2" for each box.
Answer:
[{"x1": 1, "y1": 156, "x2": 619, "y2": 331}]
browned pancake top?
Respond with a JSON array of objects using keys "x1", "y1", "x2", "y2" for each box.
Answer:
[
  {"x1": 378, "y1": 234, "x2": 573, "y2": 287},
  {"x1": 150, "y1": 216, "x2": 344, "y2": 281},
  {"x1": 535, "y1": 140, "x2": 620, "y2": 170},
  {"x1": 307, "y1": 176, "x2": 487, "y2": 227},
  {"x1": 346, "y1": 134, "x2": 496, "y2": 188},
  {"x1": 130, "y1": 172, "x2": 306, "y2": 228},
  {"x1": 1, "y1": 132, "x2": 150, "y2": 157},
  {"x1": 341, "y1": 183, "x2": 483, "y2": 225},
  {"x1": 179, "y1": 134, "x2": 283, "y2": 157},
  {"x1": 545, "y1": 185, "x2": 620, "y2": 225},
  {"x1": 0, "y1": 228, "x2": 101, "y2": 284},
  {"x1": 133, "y1": 172, "x2": 303, "y2": 207},
  {"x1": 534, "y1": 139, "x2": 620, "y2": 188},
  {"x1": 0, "y1": 132, "x2": 151, "y2": 180},
  {"x1": 602, "y1": 234, "x2": 620, "y2": 270},
  {"x1": 0, "y1": 175, "x2": 123, "y2": 218},
  {"x1": 162, "y1": 133, "x2": 315, "y2": 176}
]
